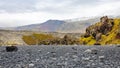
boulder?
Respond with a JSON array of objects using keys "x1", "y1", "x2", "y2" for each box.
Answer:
[
  {"x1": 6, "y1": 46, "x2": 18, "y2": 52},
  {"x1": 95, "y1": 33, "x2": 102, "y2": 41},
  {"x1": 100, "y1": 16, "x2": 108, "y2": 23}
]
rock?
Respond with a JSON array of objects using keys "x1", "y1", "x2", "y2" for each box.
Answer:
[
  {"x1": 29, "y1": 63, "x2": 34, "y2": 67},
  {"x1": 84, "y1": 33, "x2": 90, "y2": 38},
  {"x1": 99, "y1": 56, "x2": 105, "y2": 62},
  {"x1": 100, "y1": 16, "x2": 108, "y2": 23},
  {"x1": 51, "y1": 58, "x2": 57, "y2": 60},
  {"x1": 116, "y1": 33, "x2": 120, "y2": 39},
  {"x1": 116, "y1": 45, "x2": 120, "y2": 47},
  {"x1": 84, "y1": 49, "x2": 92, "y2": 53},
  {"x1": 71, "y1": 47, "x2": 77, "y2": 50},
  {"x1": 91, "y1": 48, "x2": 98, "y2": 54},
  {"x1": 95, "y1": 33, "x2": 102, "y2": 41},
  {"x1": 100, "y1": 23, "x2": 108, "y2": 34},
  {"x1": 82, "y1": 57, "x2": 90, "y2": 61},
  {"x1": 6, "y1": 46, "x2": 18, "y2": 52},
  {"x1": 84, "y1": 48, "x2": 98, "y2": 54},
  {"x1": 94, "y1": 42, "x2": 101, "y2": 45}
]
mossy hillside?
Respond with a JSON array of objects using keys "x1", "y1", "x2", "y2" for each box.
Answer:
[
  {"x1": 80, "y1": 16, "x2": 120, "y2": 45},
  {"x1": 22, "y1": 33, "x2": 80, "y2": 45},
  {"x1": 22, "y1": 33, "x2": 54, "y2": 45}
]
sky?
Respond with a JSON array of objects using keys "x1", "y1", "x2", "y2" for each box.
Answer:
[{"x1": 0, "y1": 0, "x2": 120, "y2": 27}]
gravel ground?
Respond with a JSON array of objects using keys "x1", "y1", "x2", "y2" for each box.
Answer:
[{"x1": 0, "y1": 45, "x2": 120, "y2": 68}]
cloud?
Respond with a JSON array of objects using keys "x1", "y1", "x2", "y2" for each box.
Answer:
[
  {"x1": 0, "y1": 0, "x2": 120, "y2": 27},
  {"x1": 0, "y1": 0, "x2": 102, "y2": 13},
  {"x1": 0, "y1": 0, "x2": 38, "y2": 13}
]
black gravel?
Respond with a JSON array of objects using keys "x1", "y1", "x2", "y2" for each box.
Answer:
[{"x1": 0, "y1": 45, "x2": 120, "y2": 68}]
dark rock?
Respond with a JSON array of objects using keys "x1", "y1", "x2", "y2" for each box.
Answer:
[
  {"x1": 100, "y1": 16, "x2": 108, "y2": 23},
  {"x1": 94, "y1": 42, "x2": 101, "y2": 45},
  {"x1": 116, "y1": 33, "x2": 120, "y2": 39},
  {"x1": 91, "y1": 48, "x2": 98, "y2": 54},
  {"x1": 116, "y1": 45, "x2": 120, "y2": 47},
  {"x1": 100, "y1": 23, "x2": 108, "y2": 34},
  {"x1": 72, "y1": 47, "x2": 77, "y2": 50},
  {"x1": 84, "y1": 33, "x2": 90, "y2": 38},
  {"x1": 6, "y1": 46, "x2": 18, "y2": 52},
  {"x1": 99, "y1": 16, "x2": 114, "y2": 35}
]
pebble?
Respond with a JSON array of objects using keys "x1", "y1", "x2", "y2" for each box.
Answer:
[
  {"x1": 29, "y1": 63, "x2": 34, "y2": 67},
  {"x1": 84, "y1": 48, "x2": 98, "y2": 54},
  {"x1": 84, "y1": 49, "x2": 92, "y2": 53},
  {"x1": 82, "y1": 57, "x2": 90, "y2": 61},
  {"x1": 99, "y1": 56, "x2": 105, "y2": 59},
  {"x1": 0, "y1": 45, "x2": 119, "y2": 68}
]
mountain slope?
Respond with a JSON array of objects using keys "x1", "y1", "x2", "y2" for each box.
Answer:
[
  {"x1": 15, "y1": 20, "x2": 65, "y2": 32},
  {"x1": 58, "y1": 17, "x2": 99, "y2": 33},
  {"x1": 14, "y1": 17, "x2": 100, "y2": 33}
]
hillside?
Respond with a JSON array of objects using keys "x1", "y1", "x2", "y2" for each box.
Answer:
[
  {"x1": 58, "y1": 17, "x2": 99, "y2": 33},
  {"x1": 80, "y1": 16, "x2": 120, "y2": 45},
  {"x1": 15, "y1": 20, "x2": 65, "y2": 32},
  {"x1": 0, "y1": 30, "x2": 82, "y2": 45},
  {"x1": 7, "y1": 17, "x2": 100, "y2": 33}
]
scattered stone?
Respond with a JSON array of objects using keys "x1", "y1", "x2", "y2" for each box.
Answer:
[
  {"x1": 72, "y1": 47, "x2": 77, "y2": 50},
  {"x1": 29, "y1": 63, "x2": 34, "y2": 67},
  {"x1": 91, "y1": 48, "x2": 98, "y2": 54},
  {"x1": 38, "y1": 50, "x2": 41, "y2": 52},
  {"x1": 0, "y1": 45, "x2": 120, "y2": 68},
  {"x1": 84, "y1": 49, "x2": 92, "y2": 53},
  {"x1": 99, "y1": 56, "x2": 105, "y2": 62},
  {"x1": 82, "y1": 57, "x2": 90, "y2": 61},
  {"x1": 72, "y1": 55, "x2": 78, "y2": 58},
  {"x1": 51, "y1": 58, "x2": 57, "y2": 60},
  {"x1": 6, "y1": 46, "x2": 18, "y2": 52},
  {"x1": 84, "y1": 48, "x2": 98, "y2": 54}
]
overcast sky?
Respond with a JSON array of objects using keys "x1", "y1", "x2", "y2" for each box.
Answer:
[{"x1": 0, "y1": 0, "x2": 120, "y2": 27}]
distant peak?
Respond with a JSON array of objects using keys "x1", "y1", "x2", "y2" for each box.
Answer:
[{"x1": 47, "y1": 19, "x2": 63, "y2": 22}]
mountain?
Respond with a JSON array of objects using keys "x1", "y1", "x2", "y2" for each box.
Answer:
[
  {"x1": 15, "y1": 20, "x2": 65, "y2": 32},
  {"x1": 58, "y1": 17, "x2": 100, "y2": 33},
  {"x1": 12, "y1": 17, "x2": 101, "y2": 33},
  {"x1": 1, "y1": 15, "x2": 120, "y2": 33}
]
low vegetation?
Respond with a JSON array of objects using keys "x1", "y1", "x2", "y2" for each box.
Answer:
[
  {"x1": 80, "y1": 16, "x2": 120, "y2": 45},
  {"x1": 22, "y1": 33, "x2": 80, "y2": 45}
]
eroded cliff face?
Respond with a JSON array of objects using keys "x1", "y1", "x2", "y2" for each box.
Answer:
[{"x1": 80, "y1": 16, "x2": 120, "y2": 45}]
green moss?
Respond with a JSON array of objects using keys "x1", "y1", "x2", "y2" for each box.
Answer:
[
  {"x1": 80, "y1": 36, "x2": 96, "y2": 45},
  {"x1": 22, "y1": 35, "x2": 36, "y2": 45},
  {"x1": 23, "y1": 33, "x2": 80, "y2": 45},
  {"x1": 80, "y1": 18, "x2": 120, "y2": 45}
]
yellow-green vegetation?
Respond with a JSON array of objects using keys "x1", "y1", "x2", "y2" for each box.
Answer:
[
  {"x1": 22, "y1": 33, "x2": 80, "y2": 45},
  {"x1": 22, "y1": 35, "x2": 36, "y2": 45},
  {"x1": 22, "y1": 33, "x2": 54, "y2": 45},
  {"x1": 80, "y1": 16, "x2": 120, "y2": 45},
  {"x1": 80, "y1": 36, "x2": 96, "y2": 45}
]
